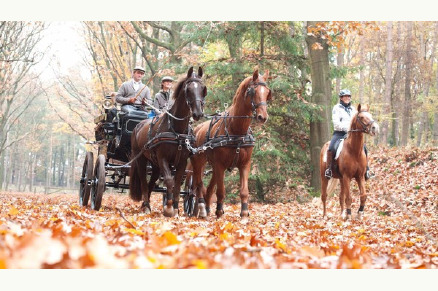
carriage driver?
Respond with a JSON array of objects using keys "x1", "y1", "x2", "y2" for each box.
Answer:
[
  {"x1": 325, "y1": 89, "x2": 373, "y2": 180},
  {"x1": 153, "y1": 76, "x2": 174, "y2": 114},
  {"x1": 115, "y1": 66, "x2": 152, "y2": 113}
]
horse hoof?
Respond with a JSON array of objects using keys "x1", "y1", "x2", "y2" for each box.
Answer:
[
  {"x1": 357, "y1": 211, "x2": 364, "y2": 220},
  {"x1": 344, "y1": 214, "x2": 352, "y2": 221},
  {"x1": 216, "y1": 209, "x2": 224, "y2": 218},
  {"x1": 240, "y1": 210, "x2": 249, "y2": 218},
  {"x1": 163, "y1": 206, "x2": 174, "y2": 217},
  {"x1": 198, "y1": 203, "x2": 207, "y2": 219},
  {"x1": 144, "y1": 207, "x2": 151, "y2": 215}
]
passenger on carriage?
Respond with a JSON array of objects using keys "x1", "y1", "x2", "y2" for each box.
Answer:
[
  {"x1": 325, "y1": 89, "x2": 373, "y2": 180},
  {"x1": 115, "y1": 66, "x2": 152, "y2": 114},
  {"x1": 153, "y1": 76, "x2": 174, "y2": 114}
]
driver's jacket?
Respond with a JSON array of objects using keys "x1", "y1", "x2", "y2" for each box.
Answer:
[{"x1": 332, "y1": 103, "x2": 357, "y2": 132}]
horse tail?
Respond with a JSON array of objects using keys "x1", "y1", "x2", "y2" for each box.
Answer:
[
  {"x1": 129, "y1": 129, "x2": 146, "y2": 202},
  {"x1": 327, "y1": 179, "x2": 339, "y2": 196}
]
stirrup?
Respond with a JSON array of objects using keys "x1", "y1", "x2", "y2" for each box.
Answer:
[
  {"x1": 365, "y1": 170, "x2": 375, "y2": 181},
  {"x1": 324, "y1": 168, "x2": 332, "y2": 179}
]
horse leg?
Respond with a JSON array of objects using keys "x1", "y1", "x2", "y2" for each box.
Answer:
[
  {"x1": 214, "y1": 166, "x2": 226, "y2": 218},
  {"x1": 356, "y1": 177, "x2": 367, "y2": 220},
  {"x1": 238, "y1": 164, "x2": 251, "y2": 218},
  {"x1": 204, "y1": 170, "x2": 217, "y2": 216},
  {"x1": 321, "y1": 175, "x2": 329, "y2": 218},
  {"x1": 342, "y1": 176, "x2": 352, "y2": 220},
  {"x1": 339, "y1": 178, "x2": 345, "y2": 218},
  {"x1": 158, "y1": 161, "x2": 174, "y2": 217},
  {"x1": 172, "y1": 164, "x2": 187, "y2": 217},
  {"x1": 191, "y1": 156, "x2": 207, "y2": 218},
  {"x1": 143, "y1": 165, "x2": 160, "y2": 214}
]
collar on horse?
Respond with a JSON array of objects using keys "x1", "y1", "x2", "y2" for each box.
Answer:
[{"x1": 245, "y1": 81, "x2": 269, "y2": 117}]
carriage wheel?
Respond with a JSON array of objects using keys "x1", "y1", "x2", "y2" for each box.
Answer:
[
  {"x1": 79, "y1": 151, "x2": 94, "y2": 206},
  {"x1": 183, "y1": 175, "x2": 197, "y2": 217},
  {"x1": 91, "y1": 154, "x2": 106, "y2": 211}
]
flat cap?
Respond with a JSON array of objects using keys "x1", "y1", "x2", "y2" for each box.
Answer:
[
  {"x1": 161, "y1": 76, "x2": 174, "y2": 82},
  {"x1": 133, "y1": 66, "x2": 145, "y2": 73}
]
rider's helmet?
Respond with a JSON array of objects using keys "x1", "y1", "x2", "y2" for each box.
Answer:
[{"x1": 339, "y1": 89, "x2": 351, "y2": 97}]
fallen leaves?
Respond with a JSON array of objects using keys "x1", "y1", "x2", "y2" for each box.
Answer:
[{"x1": 0, "y1": 146, "x2": 437, "y2": 268}]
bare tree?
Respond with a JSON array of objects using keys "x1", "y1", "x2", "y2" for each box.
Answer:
[{"x1": 0, "y1": 21, "x2": 46, "y2": 156}]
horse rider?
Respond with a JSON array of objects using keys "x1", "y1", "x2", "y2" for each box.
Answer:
[
  {"x1": 325, "y1": 89, "x2": 373, "y2": 180},
  {"x1": 153, "y1": 76, "x2": 174, "y2": 114},
  {"x1": 115, "y1": 66, "x2": 152, "y2": 113}
]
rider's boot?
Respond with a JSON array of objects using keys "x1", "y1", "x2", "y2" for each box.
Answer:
[{"x1": 325, "y1": 150, "x2": 333, "y2": 180}]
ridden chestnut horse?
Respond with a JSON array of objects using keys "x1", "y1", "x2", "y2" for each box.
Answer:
[
  {"x1": 129, "y1": 67, "x2": 207, "y2": 217},
  {"x1": 190, "y1": 69, "x2": 271, "y2": 219},
  {"x1": 320, "y1": 104, "x2": 379, "y2": 220}
]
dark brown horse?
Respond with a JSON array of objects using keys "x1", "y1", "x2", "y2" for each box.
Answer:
[
  {"x1": 190, "y1": 69, "x2": 271, "y2": 219},
  {"x1": 320, "y1": 104, "x2": 379, "y2": 220},
  {"x1": 129, "y1": 67, "x2": 207, "y2": 217}
]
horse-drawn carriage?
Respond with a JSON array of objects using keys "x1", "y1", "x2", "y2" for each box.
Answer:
[
  {"x1": 79, "y1": 67, "x2": 272, "y2": 218},
  {"x1": 78, "y1": 70, "x2": 200, "y2": 215}
]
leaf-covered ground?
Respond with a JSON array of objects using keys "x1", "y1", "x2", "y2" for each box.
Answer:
[{"x1": 0, "y1": 147, "x2": 437, "y2": 269}]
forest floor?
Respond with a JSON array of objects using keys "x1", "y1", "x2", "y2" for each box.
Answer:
[{"x1": 0, "y1": 146, "x2": 437, "y2": 269}]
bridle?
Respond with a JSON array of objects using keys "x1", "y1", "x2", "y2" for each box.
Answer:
[
  {"x1": 349, "y1": 110, "x2": 375, "y2": 133},
  {"x1": 184, "y1": 76, "x2": 206, "y2": 108},
  {"x1": 245, "y1": 81, "x2": 270, "y2": 117},
  {"x1": 166, "y1": 76, "x2": 205, "y2": 121}
]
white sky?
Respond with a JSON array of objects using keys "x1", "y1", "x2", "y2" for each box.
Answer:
[{"x1": 34, "y1": 21, "x2": 89, "y2": 81}]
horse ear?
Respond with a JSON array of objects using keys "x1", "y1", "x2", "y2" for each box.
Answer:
[
  {"x1": 187, "y1": 67, "x2": 194, "y2": 78},
  {"x1": 252, "y1": 69, "x2": 259, "y2": 82},
  {"x1": 203, "y1": 86, "x2": 207, "y2": 97},
  {"x1": 198, "y1": 67, "x2": 203, "y2": 78},
  {"x1": 357, "y1": 104, "x2": 362, "y2": 112},
  {"x1": 263, "y1": 70, "x2": 270, "y2": 80}
]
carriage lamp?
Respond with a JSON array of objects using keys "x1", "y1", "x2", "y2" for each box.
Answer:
[{"x1": 103, "y1": 95, "x2": 114, "y2": 110}]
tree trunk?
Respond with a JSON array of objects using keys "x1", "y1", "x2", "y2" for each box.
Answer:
[
  {"x1": 359, "y1": 34, "x2": 365, "y2": 104},
  {"x1": 381, "y1": 22, "x2": 393, "y2": 146},
  {"x1": 305, "y1": 21, "x2": 332, "y2": 192},
  {"x1": 401, "y1": 22, "x2": 413, "y2": 146},
  {"x1": 335, "y1": 50, "x2": 344, "y2": 95}
]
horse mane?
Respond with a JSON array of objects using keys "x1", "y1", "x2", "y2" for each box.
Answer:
[
  {"x1": 230, "y1": 76, "x2": 252, "y2": 106},
  {"x1": 170, "y1": 76, "x2": 189, "y2": 101}
]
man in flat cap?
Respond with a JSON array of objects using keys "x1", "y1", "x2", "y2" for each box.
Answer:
[
  {"x1": 153, "y1": 76, "x2": 174, "y2": 114},
  {"x1": 115, "y1": 66, "x2": 152, "y2": 113}
]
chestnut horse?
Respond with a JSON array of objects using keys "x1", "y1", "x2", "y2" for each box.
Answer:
[
  {"x1": 129, "y1": 67, "x2": 207, "y2": 217},
  {"x1": 320, "y1": 104, "x2": 379, "y2": 220},
  {"x1": 190, "y1": 69, "x2": 271, "y2": 219}
]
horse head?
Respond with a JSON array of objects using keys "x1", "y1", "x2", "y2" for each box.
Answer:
[
  {"x1": 246, "y1": 69, "x2": 272, "y2": 123},
  {"x1": 184, "y1": 67, "x2": 207, "y2": 121},
  {"x1": 353, "y1": 104, "x2": 380, "y2": 136}
]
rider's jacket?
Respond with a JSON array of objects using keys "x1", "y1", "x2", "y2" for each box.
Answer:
[
  {"x1": 153, "y1": 90, "x2": 174, "y2": 114},
  {"x1": 116, "y1": 79, "x2": 152, "y2": 106},
  {"x1": 332, "y1": 103, "x2": 357, "y2": 132}
]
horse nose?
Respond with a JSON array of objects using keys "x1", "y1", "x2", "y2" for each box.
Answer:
[
  {"x1": 193, "y1": 111, "x2": 203, "y2": 121},
  {"x1": 371, "y1": 123, "x2": 380, "y2": 135},
  {"x1": 257, "y1": 114, "x2": 267, "y2": 123}
]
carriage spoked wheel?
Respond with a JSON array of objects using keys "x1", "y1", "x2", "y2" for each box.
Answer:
[
  {"x1": 79, "y1": 151, "x2": 94, "y2": 206},
  {"x1": 183, "y1": 175, "x2": 197, "y2": 217},
  {"x1": 90, "y1": 154, "x2": 106, "y2": 211}
]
